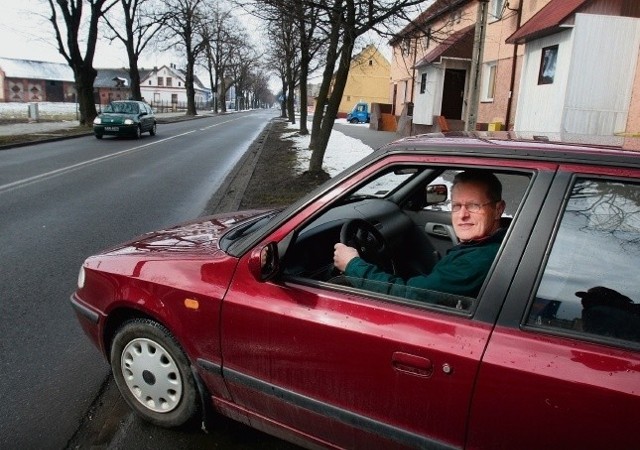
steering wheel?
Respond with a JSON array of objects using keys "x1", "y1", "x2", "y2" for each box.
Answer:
[{"x1": 340, "y1": 219, "x2": 394, "y2": 273}]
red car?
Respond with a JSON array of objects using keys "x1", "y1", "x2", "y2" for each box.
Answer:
[{"x1": 71, "y1": 133, "x2": 640, "y2": 449}]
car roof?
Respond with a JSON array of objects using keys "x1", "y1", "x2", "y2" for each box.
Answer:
[{"x1": 381, "y1": 132, "x2": 640, "y2": 169}]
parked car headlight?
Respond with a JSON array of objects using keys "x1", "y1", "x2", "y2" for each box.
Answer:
[
  {"x1": 93, "y1": 117, "x2": 101, "y2": 125},
  {"x1": 77, "y1": 266, "x2": 85, "y2": 289},
  {"x1": 124, "y1": 119, "x2": 134, "y2": 125}
]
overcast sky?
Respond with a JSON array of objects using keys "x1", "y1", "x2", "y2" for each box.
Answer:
[{"x1": 0, "y1": 1, "x2": 185, "y2": 69}]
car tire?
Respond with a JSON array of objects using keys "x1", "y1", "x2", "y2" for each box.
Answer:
[
  {"x1": 110, "y1": 319, "x2": 200, "y2": 428},
  {"x1": 350, "y1": 118, "x2": 359, "y2": 124},
  {"x1": 149, "y1": 123, "x2": 157, "y2": 136},
  {"x1": 134, "y1": 126, "x2": 141, "y2": 139},
  {"x1": 95, "y1": 134, "x2": 103, "y2": 139}
]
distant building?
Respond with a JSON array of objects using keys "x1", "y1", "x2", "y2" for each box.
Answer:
[
  {"x1": 0, "y1": 57, "x2": 211, "y2": 110},
  {"x1": 0, "y1": 57, "x2": 76, "y2": 102},
  {"x1": 94, "y1": 68, "x2": 145, "y2": 105},
  {"x1": 140, "y1": 64, "x2": 210, "y2": 108},
  {"x1": 336, "y1": 45, "x2": 391, "y2": 117}
]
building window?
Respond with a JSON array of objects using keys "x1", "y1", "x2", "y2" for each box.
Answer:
[
  {"x1": 420, "y1": 72, "x2": 427, "y2": 94},
  {"x1": 166, "y1": 77, "x2": 173, "y2": 87},
  {"x1": 368, "y1": 59, "x2": 373, "y2": 66},
  {"x1": 171, "y1": 94, "x2": 178, "y2": 104},
  {"x1": 481, "y1": 62, "x2": 497, "y2": 101},
  {"x1": 538, "y1": 45, "x2": 558, "y2": 85},
  {"x1": 157, "y1": 77, "x2": 164, "y2": 86}
]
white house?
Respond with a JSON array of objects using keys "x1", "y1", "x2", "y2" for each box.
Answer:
[
  {"x1": 140, "y1": 64, "x2": 210, "y2": 107},
  {"x1": 509, "y1": 13, "x2": 640, "y2": 136}
]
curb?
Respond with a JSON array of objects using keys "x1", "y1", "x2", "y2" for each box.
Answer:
[{"x1": 202, "y1": 119, "x2": 278, "y2": 215}]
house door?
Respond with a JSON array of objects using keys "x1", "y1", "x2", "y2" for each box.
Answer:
[
  {"x1": 441, "y1": 69, "x2": 466, "y2": 120},
  {"x1": 45, "y1": 81, "x2": 64, "y2": 102}
]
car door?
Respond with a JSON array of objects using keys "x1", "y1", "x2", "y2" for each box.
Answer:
[
  {"x1": 219, "y1": 158, "x2": 556, "y2": 449},
  {"x1": 467, "y1": 167, "x2": 640, "y2": 449},
  {"x1": 140, "y1": 103, "x2": 151, "y2": 131}
]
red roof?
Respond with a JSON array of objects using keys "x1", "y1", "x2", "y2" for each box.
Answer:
[
  {"x1": 415, "y1": 24, "x2": 475, "y2": 67},
  {"x1": 506, "y1": 0, "x2": 590, "y2": 44},
  {"x1": 390, "y1": 0, "x2": 471, "y2": 44}
]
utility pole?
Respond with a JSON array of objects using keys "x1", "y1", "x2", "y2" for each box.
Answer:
[{"x1": 465, "y1": 0, "x2": 489, "y2": 131}]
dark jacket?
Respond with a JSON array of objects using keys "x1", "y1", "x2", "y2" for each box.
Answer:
[{"x1": 344, "y1": 228, "x2": 507, "y2": 301}]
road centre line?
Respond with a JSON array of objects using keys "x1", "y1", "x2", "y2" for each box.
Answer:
[{"x1": 0, "y1": 130, "x2": 197, "y2": 195}]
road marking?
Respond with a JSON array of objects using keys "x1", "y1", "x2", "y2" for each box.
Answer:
[
  {"x1": 0, "y1": 130, "x2": 197, "y2": 195},
  {"x1": 199, "y1": 116, "x2": 249, "y2": 130}
]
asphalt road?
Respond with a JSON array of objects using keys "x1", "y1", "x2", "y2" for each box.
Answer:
[{"x1": 0, "y1": 109, "x2": 280, "y2": 449}]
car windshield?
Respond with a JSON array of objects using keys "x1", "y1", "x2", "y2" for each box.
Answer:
[{"x1": 104, "y1": 102, "x2": 139, "y2": 114}]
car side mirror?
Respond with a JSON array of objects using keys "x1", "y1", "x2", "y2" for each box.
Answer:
[
  {"x1": 248, "y1": 242, "x2": 280, "y2": 282},
  {"x1": 426, "y1": 184, "x2": 448, "y2": 205}
]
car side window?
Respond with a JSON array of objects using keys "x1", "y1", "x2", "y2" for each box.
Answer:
[{"x1": 528, "y1": 177, "x2": 640, "y2": 344}]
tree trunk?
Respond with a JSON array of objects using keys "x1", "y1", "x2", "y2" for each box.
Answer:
[
  {"x1": 287, "y1": 79, "x2": 296, "y2": 125},
  {"x1": 309, "y1": 33, "x2": 356, "y2": 173},
  {"x1": 280, "y1": 78, "x2": 287, "y2": 118},
  {"x1": 185, "y1": 55, "x2": 197, "y2": 116},
  {"x1": 75, "y1": 66, "x2": 99, "y2": 126},
  {"x1": 128, "y1": 54, "x2": 142, "y2": 101}
]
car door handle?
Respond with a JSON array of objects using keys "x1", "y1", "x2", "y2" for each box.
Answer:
[{"x1": 392, "y1": 352, "x2": 433, "y2": 377}]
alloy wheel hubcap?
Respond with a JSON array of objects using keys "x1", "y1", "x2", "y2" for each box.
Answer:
[{"x1": 120, "y1": 338, "x2": 182, "y2": 413}]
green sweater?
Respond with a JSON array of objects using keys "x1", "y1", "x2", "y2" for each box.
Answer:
[{"x1": 344, "y1": 228, "x2": 506, "y2": 302}]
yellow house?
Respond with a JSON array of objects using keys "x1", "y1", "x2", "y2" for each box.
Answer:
[{"x1": 337, "y1": 44, "x2": 391, "y2": 117}]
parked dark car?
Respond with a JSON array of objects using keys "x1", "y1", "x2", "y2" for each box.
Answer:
[
  {"x1": 70, "y1": 133, "x2": 640, "y2": 449},
  {"x1": 93, "y1": 100, "x2": 156, "y2": 139}
]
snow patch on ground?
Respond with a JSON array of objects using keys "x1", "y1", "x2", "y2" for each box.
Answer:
[
  {"x1": 285, "y1": 121, "x2": 372, "y2": 177},
  {"x1": 0, "y1": 102, "x2": 79, "y2": 120}
]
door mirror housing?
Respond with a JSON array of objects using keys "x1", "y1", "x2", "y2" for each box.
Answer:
[{"x1": 248, "y1": 242, "x2": 280, "y2": 281}]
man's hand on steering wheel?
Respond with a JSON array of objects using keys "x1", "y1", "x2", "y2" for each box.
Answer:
[{"x1": 337, "y1": 219, "x2": 395, "y2": 273}]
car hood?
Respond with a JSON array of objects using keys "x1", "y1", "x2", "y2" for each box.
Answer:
[
  {"x1": 97, "y1": 209, "x2": 269, "y2": 259},
  {"x1": 98, "y1": 112, "x2": 139, "y2": 123}
]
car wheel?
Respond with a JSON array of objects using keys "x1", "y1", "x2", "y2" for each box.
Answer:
[
  {"x1": 350, "y1": 118, "x2": 359, "y2": 124},
  {"x1": 95, "y1": 134, "x2": 103, "y2": 139},
  {"x1": 134, "y1": 126, "x2": 141, "y2": 139},
  {"x1": 149, "y1": 123, "x2": 157, "y2": 136},
  {"x1": 110, "y1": 319, "x2": 200, "y2": 428}
]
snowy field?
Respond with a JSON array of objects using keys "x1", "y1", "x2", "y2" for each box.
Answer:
[{"x1": 0, "y1": 102, "x2": 79, "y2": 121}]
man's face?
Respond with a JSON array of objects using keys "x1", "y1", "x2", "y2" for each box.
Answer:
[{"x1": 451, "y1": 181, "x2": 505, "y2": 242}]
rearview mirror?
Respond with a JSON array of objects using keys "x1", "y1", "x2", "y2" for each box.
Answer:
[
  {"x1": 426, "y1": 184, "x2": 448, "y2": 205},
  {"x1": 248, "y1": 242, "x2": 280, "y2": 282}
]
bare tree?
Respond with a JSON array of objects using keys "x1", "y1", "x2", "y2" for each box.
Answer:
[
  {"x1": 46, "y1": 0, "x2": 118, "y2": 125},
  {"x1": 199, "y1": 5, "x2": 248, "y2": 113},
  {"x1": 252, "y1": 0, "x2": 422, "y2": 175},
  {"x1": 103, "y1": 0, "x2": 165, "y2": 100},
  {"x1": 160, "y1": 0, "x2": 208, "y2": 115},
  {"x1": 306, "y1": 0, "x2": 424, "y2": 174}
]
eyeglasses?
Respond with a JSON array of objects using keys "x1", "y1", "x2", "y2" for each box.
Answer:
[{"x1": 451, "y1": 201, "x2": 494, "y2": 213}]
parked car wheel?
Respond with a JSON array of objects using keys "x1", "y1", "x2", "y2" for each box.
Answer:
[
  {"x1": 95, "y1": 134, "x2": 103, "y2": 139},
  {"x1": 149, "y1": 123, "x2": 157, "y2": 136},
  {"x1": 134, "y1": 126, "x2": 142, "y2": 139},
  {"x1": 350, "y1": 118, "x2": 359, "y2": 124},
  {"x1": 110, "y1": 319, "x2": 200, "y2": 428}
]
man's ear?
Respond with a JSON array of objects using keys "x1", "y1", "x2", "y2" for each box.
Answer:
[{"x1": 496, "y1": 200, "x2": 506, "y2": 217}]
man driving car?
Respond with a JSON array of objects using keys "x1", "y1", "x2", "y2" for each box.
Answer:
[{"x1": 333, "y1": 170, "x2": 507, "y2": 300}]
